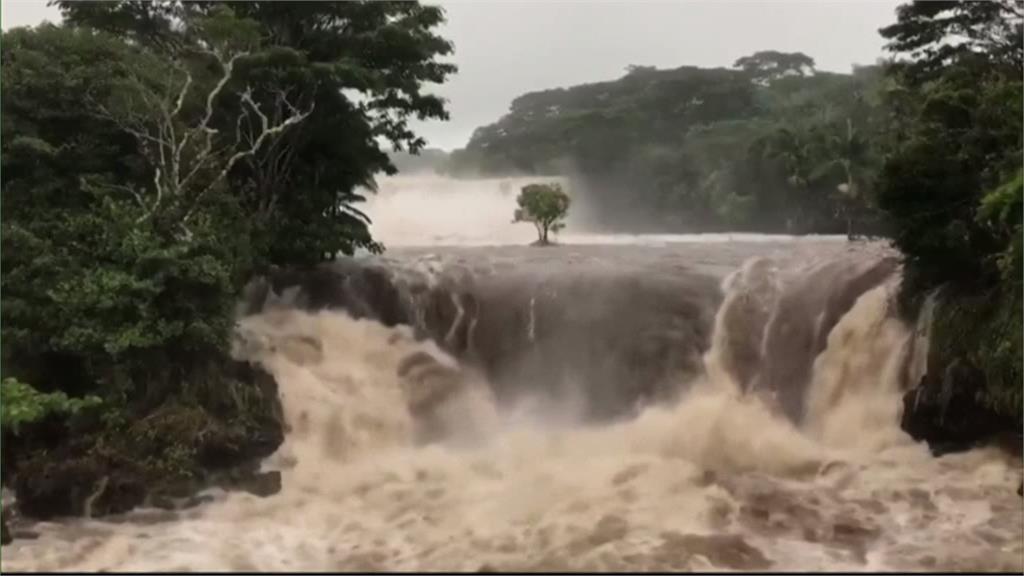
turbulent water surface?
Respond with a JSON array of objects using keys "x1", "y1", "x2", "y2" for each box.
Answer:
[{"x1": 3, "y1": 176, "x2": 1021, "y2": 572}]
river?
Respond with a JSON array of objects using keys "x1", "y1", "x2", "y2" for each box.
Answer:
[{"x1": 2, "y1": 175, "x2": 1021, "y2": 572}]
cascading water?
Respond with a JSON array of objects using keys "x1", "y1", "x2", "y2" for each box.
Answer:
[{"x1": 2, "y1": 177, "x2": 1020, "y2": 572}]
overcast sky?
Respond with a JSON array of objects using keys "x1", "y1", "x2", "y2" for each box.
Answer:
[{"x1": 3, "y1": 0, "x2": 902, "y2": 150}]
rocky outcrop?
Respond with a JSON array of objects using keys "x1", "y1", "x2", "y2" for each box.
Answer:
[
  {"x1": 899, "y1": 289, "x2": 1022, "y2": 456},
  {"x1": 900, "y1": 360, "x2": 1019, "y2": 456},
  {"x1": 243, "y1": 257, "x2": 722, "y2": 423},
  {"x1": 7, "y1": 359, "x2": 285, "y2": 521}
]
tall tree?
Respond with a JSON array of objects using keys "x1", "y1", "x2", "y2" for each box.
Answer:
[
  {"x1": 513, "y1": 183, "x2": 571, "y2": 245},
  {"x1": 876, "y1": 0, "x2": 1023, "y2": 423},
  {"x1": 3, "y1": 3, "x2": 460, "y2": 518},
  {"x1": 59, "y1": 0, "x2": 457, "y2": 264},
  {"x1": 444, "y1": 62, "x2": 886, "y2": 235},
  {"x1": 733, "y1": 51, "x2": 816, "y2": 83},
  {"x1": 880, "y1": 0, "x2": 1023, "y2": 85},
  {"x1": 877, "y1": 0, "x2": 1023, "y2": 290},
  {"x1": 87, "y1": 6, "x2": 315, "y2": 241}
]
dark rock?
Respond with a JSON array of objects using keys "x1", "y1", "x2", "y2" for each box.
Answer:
[
  {"x1": 900, "y1": 359, "x2": 1012, "y2": 454},
  {"x1": 256, "y1": 257, "x2": 723, "y2": 423},
  {"x1": 11, "y1": 360, "x2": 285, "y2": 522},
  {"x1": 259, "y1": 263, "x2": 409, "y2": 327},
  {"x1": 149, "y1": 495, "x2": 177, "y2": 511},
  {"x1": 13, "y1": 453, "x2": 147, "y2": 519},
  {"x1": 180, "y1": 494, "x2": 216, "y2": 510},
  {"x1": 195, "y1": 421, "x2": 274, "y2": 470},
  {"x1": 2, "y1": 515, "x2": 11, "y2": 545},
  {"x1": 207, "y1": 465, "x2": 282, "y2": 499},
  {"x1": 1017, "y1": 482, "x2": 1022, "y2": 497},
  {"x1": 238, "y1": 471, "x2": 282, "y2": 498}
]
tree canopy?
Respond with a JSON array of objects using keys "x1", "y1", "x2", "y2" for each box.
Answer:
[
  {"x1": 1, "y1": 1, "x2": 456, "y2": 514},
  {"x1": 58, "y1": 0, "x2": 457, "y2": 265},
  {"x1": 513, "y1": 183, "x2": 571, "y2": 245},
  {"x1": 876, "y1": 0, "x2": 1023, "y2": 421},
  {"x1": 447, "y1": 57, "x2": 887, "y2": 236},
  {"x1": 879, "y1": 0, "x2": 1022, "y2": 84},
  {"x1": 733, "y1": 50, "x2": 816, "y2": 82}
]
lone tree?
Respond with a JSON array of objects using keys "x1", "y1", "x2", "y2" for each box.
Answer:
[
  {"x1": 733, "y1": 51, "x2": 816, "y2": 83},
  {"x1": 513, "y1": 182, "x2": 570, "y2": 245}
]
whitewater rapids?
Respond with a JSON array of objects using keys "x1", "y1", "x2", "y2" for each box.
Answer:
[{"x1": 1, "y1": 176, "x2": 1020, "y2": 572}]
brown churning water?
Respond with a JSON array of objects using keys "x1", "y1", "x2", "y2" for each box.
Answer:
[{"x1": 2, "y1": 177, "x2": 1020, "y2": 572}]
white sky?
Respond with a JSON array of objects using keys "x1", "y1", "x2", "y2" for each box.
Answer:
[{"x1": 2, "y1": 0, "x2": 902, "y2": 150}]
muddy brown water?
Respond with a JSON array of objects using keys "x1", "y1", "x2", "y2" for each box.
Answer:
[{"x1": 2, "y1": 177, "x2": 1020, "y2": 572}]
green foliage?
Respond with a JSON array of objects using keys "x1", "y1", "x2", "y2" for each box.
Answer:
[
  {"x1": 878, "y1": 1, "x2": 1022, "y2": 293},
  {"x1": 3, "y1": 2, "x2": 455, "y2": 390},
  {"x1": 879, "y1": 1, "x2": 1022, "y2": 423},
  {"x1": 390, "y1": 148, "x2": 450, "y2": 175},
  {"x1": 733, "y1": 51, "x2": 816, "y2": 83},
  {"x1": 1, "y1": 378, "x2": 101, "y2": 435},
  {"x1": 977, "y1": 169, "x2": 1023, "y2": 283},
  {"x1": 880, "y1": 0, "x2": 1022, "y2": 85},
  {"x1": 59, "y1": 0, "x2": 457, "y2": 266},
  {"x1": 2, "y1": 2, "x2": 454, "y2": 497},
  {"x1": 513, "y1": 183, "x2": 571, "y2": 245},
  {"x1": 1, "y1": 26, "x2": 252, "y2": 403},
  {"x1": 447, "y1": 58, "x2": 887, "y2": 235},
  {"x1": 930, "y1": 288, "x2": 1023, "y2": 421}
]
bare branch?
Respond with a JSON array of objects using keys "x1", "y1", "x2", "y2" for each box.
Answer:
[
  {"x1": 89, "y1": 39, "x2": 318, "y2": 238},
  {"x1": 147, "y1": 165, "x2": 165, "y2": 222},
  {"x1": 193, "y1": 123, "x2": 311, "y2": 217},
  {"x1": 89, "y1": 180, "x2": 147, "y2": 210},
  {"x1": 199, "y1": 50, "x2": 248, "y2": 130},
  {"x1": 181, "y1": 93, "x2": 315, "y2": 226},
  {"x1": 176, "y1": 127, "x2": 217, "y2": 192},
  {"x1": 174, "y1": 50, "x2": 247, "y2": 179},
  {"x1": 170, "y1": 65, "x2": 193, "y2": 118},
  {"x1": 240, "y1": 88, "x2": 270, "y2": 133}
]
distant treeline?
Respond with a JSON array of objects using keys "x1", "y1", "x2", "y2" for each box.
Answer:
[
  {"x1": 389, "y1": 148, "x2": 451, "y2": 175},
  {"x1": 443, "y1": 53, "x2": 890, "y2": 236}
]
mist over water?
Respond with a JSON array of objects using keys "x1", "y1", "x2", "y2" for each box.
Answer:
[
  {"x1": 363, "y1": 175, "x2": 852, "y2": 247},
  {"x1": 2, "y1": 177, "x2": 1021, "y2": 572}
]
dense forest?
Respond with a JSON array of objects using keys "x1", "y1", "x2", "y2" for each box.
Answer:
[
  {"x1": 445, "y1": 1, "x2": 1022, "y2": 431},
  {"x1": 878, "y1": 0, "x2": 1022, "y2": 436},
  {"x1": 446, "y1": 54, "x2": 889, "y2": 235},
  {"x1": 389, "y1": 147, "x2": 450, "y2": 175},
  {"x1": 0, "y1": 0, "x2": 1020, "y2": 534},
  {"x1": 1, "y1": 1, "x2": 455, "y2": 519}
]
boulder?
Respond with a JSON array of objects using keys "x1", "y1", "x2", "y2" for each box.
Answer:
[
  {"x1": 13, "y1": 452, "x2": 147, "y2": 519},
  {"x1": 900, "y1": 359, "x2": 1013, "y2": 455},
  {"x1": 10, "y1": 360, "x2": 285, "y2": 521},
  {"x1": 237, "y1": 471, "x2": 282, "y2": 498}
]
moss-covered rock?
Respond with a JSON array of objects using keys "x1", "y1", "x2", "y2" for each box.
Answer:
[
  {"x1": 7, "y1": 359, "x2": 284, "y2": 520},
  {"x1": 901, "y1": 285, "x2": 1022, "y2": 454},
  {"x1": 13, "y1": 449, "x2": 147, "y2": 518}
]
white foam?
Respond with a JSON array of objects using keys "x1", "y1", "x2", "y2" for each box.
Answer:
[{"x1": 4, "y1": 297, "x2": 1019, "y2": 572}]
